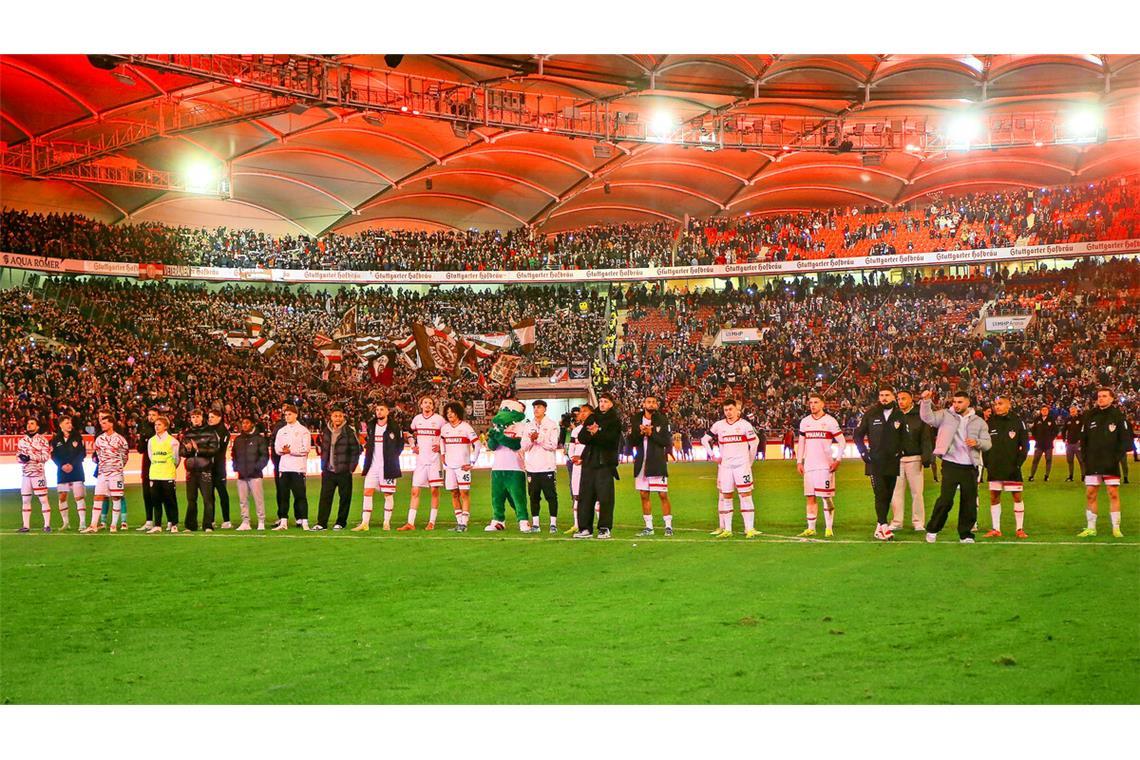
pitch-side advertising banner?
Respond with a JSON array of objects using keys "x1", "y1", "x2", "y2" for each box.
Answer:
[
  {"x1": 984, "y1": 315, "x2": 1034, "y2": 332},
  {"x1": 4, "y1": 239, "x2": 1138, "y2": 285}
]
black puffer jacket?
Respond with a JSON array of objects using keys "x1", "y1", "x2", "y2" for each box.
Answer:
[
  {"x1": 318, "y1": 422, "x2": 363, "y2": 474},
  {"x1": 984, "y1": 412, "x2": 1029, "y2": 481},
  {"x1": 1081, "y1": 405, "x2": 1132, "y2": 475},
  {"x1": 181, "y1": 424, "x2": 221, "y2": 472},
  {"x1": 580, "y1": 407, "x2": 622, "y2": 470}
]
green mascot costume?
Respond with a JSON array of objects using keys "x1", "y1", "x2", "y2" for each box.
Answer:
[{"x1": 485, "y1": 399, "x2": 532, "y2": 532}]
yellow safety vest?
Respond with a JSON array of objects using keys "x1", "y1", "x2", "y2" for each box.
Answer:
[{"x1": 149, "y1": 434, "x2": 177, "y2": 480}]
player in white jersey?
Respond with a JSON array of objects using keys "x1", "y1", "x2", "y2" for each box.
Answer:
[
  {"x1": 17, "y1": 416, "x2": 52, "y2": 533},
  {"x1": 562, "y1": 404, "x2": 599, "y2": 534},
  {"x1": 702, "y1": 399, "x2": 760, "y2": 538},
  {"x1": 441, "y1": 401, "x2": 482, "y2": 532},
  {"x1": 796, "y1": 393, "x2": 845, "y2": 538},
  {"x1": 83, "y1": 414, "x2": 129, "y2": 533},
  {"x1": 399, "y1": 395, "x2": 446, "y2": 531}
]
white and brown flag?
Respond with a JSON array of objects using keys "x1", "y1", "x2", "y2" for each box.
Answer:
[{"x1": 511, "y1": 317, "x2": 536, "y2": 354}]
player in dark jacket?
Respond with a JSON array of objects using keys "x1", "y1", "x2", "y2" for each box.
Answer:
[
  {"x1": 51, "y1": 414, "x2": 87, "y2": 531},
  {"x1": 983, "y1": 396, "x2": 1030, "y2": 538},
  {"x1": 1063, "y1": 406, "x2": 1084, "y2": 481},
  {"x1": 1078, "y1": 388, "x2": 1132, "y2": 538},
  {"x1": 630, "y1": 395, "x2": 673, "y2": 536},
  {"x1": 137, "y1": 407, "x2": 159, "y2": 530},
  {"x1": 853, "y1": 387, "x2": 905, "y2": 540},
  {"x1": 181, "y1": 409, "x2": 221, "y2": 532},
  {"x1": 1027, "y1": 407, "x2": 1057, "y2": 481}
]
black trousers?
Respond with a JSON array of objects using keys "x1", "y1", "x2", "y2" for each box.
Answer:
[
  {"x1": 152, "y1": 480, "x2": 179, "y2": 525},
  {"x1": 869, "y1": 471, "x2": 898, "y2": 525},
  {"x1": 527, "y1": 471, "x2": 558, "y2": 517},
  {"x1": 316, "y1": 470, "x2": 353, "y2": 528},
  {"x1": 141, "y1": 463, "x2": 158, "y2": 522},
  {"x1": 212, "y1": 466, "x2": 231, "y2": 522},
  {"x1": 1066, "y1": 443, "x2": 1084, "y2": 479},
  {"x1": 184, "y1": 470, "x2": 215, "y2": 531},
  {"x1": 1030, "y1": 446, "x2": 1053, "y2": 478},
  {"x1": 576, "y1": 465, "x2": 615, "y2": 533},
  {"x1": 273, "y1": 462, "x2": 288, "y2": 519},
  {"x1": 279, "y1": 472, "x2": 309, "y2": 521},
  {"x1": 926, "y1": 460, "x2": 980, "y2": 540}
]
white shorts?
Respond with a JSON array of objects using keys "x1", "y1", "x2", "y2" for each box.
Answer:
[
  {"x1": 634, "y1": 474, "x2": 669, "y2": 493},
  {"x1": 1085, "y1": 474, "x2": 1121, "y2": 487},
  {"x1": 95, "y1": 472, "x2": 124, "y2": 498},
  {"x1": 444, "y1": 466, "x2": 472, "y2": 491},
  {"x1": 364, "y1": 471, "x2": 399, "y2": 494},
  {"x1": 803, "y1": 469, "x2": 836, "y2": 497},
  {"x1": 57, "y1": 481, "x2": 85, "y2": 497},
  {"x1": 412, "y1": 462, "x2": 443, "y2": 489},
  {"x1": 21, "y1": 475, "x2": 48, "y2": 496},
  {"x1": 571, "y1": 464, "x2": 582, "y2": 498},
  {"x1": 717, "y1": 464, "x2": 754, "y2": 494},
  {"x1": 988, "y1": 480, "x2": 1024, "y2": 492}
]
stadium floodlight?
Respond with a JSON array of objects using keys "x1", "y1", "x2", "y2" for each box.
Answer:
[
  {"x1": 1065, "y1": 107, "x2": 1102, "y2": 143},
  {"x1": 945, "y1": 112, "x2": 982, "y2": 150},
  {"x1": 185, "y1": 163, "x2": 219, "y2": 194},
  {"x1": 648, "y1": 111, "x2": 675, "y2": 142}
]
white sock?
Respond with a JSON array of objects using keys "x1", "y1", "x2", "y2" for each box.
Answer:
[
  {"x1": 383, "y1": 496, "x2": 394, "y2": 526},
  {"x1": 991, "y1": 504, "x2": 1002, "y2": 531},
  {"x1": 37, "y1": 495, "x2": 50, "y2": 526},
  {"x1": 643, "y1": 514, "x2": 653, "y2": 528},
  {"x1": 21, "y1": 495, "x2": 32, "y2": 529},
  {"x1": 1111, "y1": 511, "x2": 1121, "y2": 529},
  {"x1": 406, "y1": 507, "x2": 417, "y2": 526},
  {"x1": 549, "y1": 516, "x2": 556, "y2": 528},
  {"x1": 740, "y1": 494, "x2": 755, "y2": 532},
  {"x1": 361, "y1": 493, "x2": 373, "y2": 524},
  {"x1": 111, "y1": 499, "x2": 122, "y2": 527},
  {"x1": 1014, "y1": 503, "x2": 1025, "y2": 531},
  {"x1": 807, "y1": 514, "x2": 817, "y2": 531},
  {"x1": 532, "y1": 515, "x2": 540, "y2": 528},
  {"x1": 719, "y1": 497, "x2": 733, "y2": 531},
  {"x1": 77, "y1": 498, "x2": 86, "y2": 529},
  {"x1": 572, "y1": 500, "x2": 579, "y2": 530},
  {"x1": 822, "y1": 499, "x2": 835, "y2": 532},
  {"x1": 428, "y1": 507, "x2": 438, "y2": 525},
  {"x1": 58, "y1": 498, "x2": 70, "y2": 526},
  {"x1": 663, "y1": 514, "x2": 672, "y2": 528},
  {"x1": 1087, "y1": 509, "x2": 1098, "y2": 530}
]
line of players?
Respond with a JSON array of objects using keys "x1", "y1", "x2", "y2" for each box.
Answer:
[{"x1": 13, "y1": 388, "x2": 1131, "y2": 539}]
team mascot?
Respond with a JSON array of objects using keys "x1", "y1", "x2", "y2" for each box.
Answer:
[{"x1": 485, "y1": 399, "x2": 532, "y2": 532}]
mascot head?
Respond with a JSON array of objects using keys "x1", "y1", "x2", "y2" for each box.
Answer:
[{"x1": 492, "y1": 398, "x2": 526, "y2": 426}]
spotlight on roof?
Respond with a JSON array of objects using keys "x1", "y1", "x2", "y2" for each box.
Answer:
[
  {"x1": 945, "y1": 112, "x2": 982, "y2": 150},
  {"x1": 648, "y1": 111, "x2": 675, "y2": 142},
  {"x1": 1034, "y1": 140, "x2": 1045, "y2": 148},
  {"x1": 184, "y1": 163, "x2": 219, "y2": 194},
  {"x1": 385, "y1": 55, "x2": 405, "y2": 69},
  {"x1": 363, "y1": 113, "x2": 386, "y2": 127},
  {"x1": 1065, "y1": 107, "x2": 1103, "y2": 143},
  {"x1": 111, "y1": 70, "x2": 136, "y2": 87}
]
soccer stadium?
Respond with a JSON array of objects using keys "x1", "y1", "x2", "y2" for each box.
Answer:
[{"x1": 1, "y1": 20, "x2": 1139, "y2": 749}]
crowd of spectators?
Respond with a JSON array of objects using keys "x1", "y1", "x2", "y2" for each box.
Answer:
[
  {"x1": 605, "y1": 258, "x2": 1140, "y2": 443},
  {"x1": 0, "y1": 280, "x2": 606, "y2": 442},
  {"x1": 4, "y1": 176, "x2": 1137, "y2": 271}
]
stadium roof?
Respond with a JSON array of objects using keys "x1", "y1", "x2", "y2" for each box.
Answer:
[{"x1": 2, "y1": 54, "x2": 1140, "y2": 237}]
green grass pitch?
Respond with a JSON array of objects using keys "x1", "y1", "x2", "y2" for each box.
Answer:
[{"x1": 1, "y1": 460, "x2": 1137, "y2": 704}]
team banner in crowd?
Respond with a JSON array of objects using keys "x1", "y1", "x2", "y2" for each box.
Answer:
[
  {"x1": 712, "y1": 327, "x2": 767, "y2": 345},
  {"x1": 489, "y1": 354, "x2": 523, "y2": 386},
  {"x1": 984, "y1": 315, "x2": 1034, "y2": 333},
  {"x1": 511, "y1": 318, "x2": 536, "y2": 354},
  {"x1": 4, "y1": 240, "x2": 1139, "y2": 285}
]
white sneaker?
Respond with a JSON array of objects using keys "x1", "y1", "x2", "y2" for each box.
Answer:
[
  {"x1": 146, "y1": 525, "x2": 163, "y2": 534},
  {"x1": 220, "y1": 521, "x2": 233, "y2": 530},
  {"x1": 272, "y1": 519, "x2": 288, "y2": 531},
  {"x1": 168, "y1": 525, "x2": 179, "y2": 534},
  {"x1": 257, "y1": 523, "x2": 266, "y2": 531},
  {"x1": 136, "y1": 522, "x2": 153, "y2": 532},
  {"x1": 299, "y1": 520, "x2": 310, "y2": 531},
  {"x1": 887, "y1": 523, "x2": 904, "y2": 532},
  {"x1": 519, "y1": 522, "x2": 533, "y2": 533},
  {"x1": 484, "y1": 521, "x2": 505, "y2": 532},
  {"x1": 235, "y1": 522, "x2": 251, "y2": 531},
  {"x1": 960, "y1": 537, "x2": 975, "y2": 544},
  {"x1": 572, "y1": 530, "x2": 593, "y2": 539},
  {"x1": 926, "y1": 532, "x2": 937, "y2": 543}
]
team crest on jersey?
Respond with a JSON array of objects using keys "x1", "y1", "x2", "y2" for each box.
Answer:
[
  {"x1": 1108, "y1": 423, "x2": 1117, "y2": 432},
  {"x1": 893, "y1": 420, "x2": 900, "y2": 429},
  {"x1": 1009, "y1": 430, "x2": 1016, "y2": 438},
  {"x1": 72, "y1": 441, "x2": 79, "y2": 447}
]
